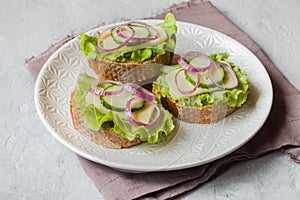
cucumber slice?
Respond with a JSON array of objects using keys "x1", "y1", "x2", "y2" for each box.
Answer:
[
  {"x1": 184, "y1": 70, "x2": 215, "y2": 88},
  {"x1": 128, "y1": 25, "x2": 151, "y2": 47},
  {"x1": 111, "y1": 27, "x2": 123, "y2": 45},
  {"x1": 166, "y1": 69, "x2": 222, "y2": 100},
  {"x1": 198, "y1": 71, "x2": 217, "y2": 88},
  {"x1": 111, "y1": 25, "x2": 151, "y2": 47},
  {"x1": 110, "y1": 26, "x2": 138, "y2": 45},
  {"x1": 100, "y1": 85, "x2": 145, "y2": 112},
  {"x1": 207, "y1": 64, "x2": 226, "y2": 86},
  {"x1": 100, "y1": 85, "x2": 131, "y2": 111},
  {"x1": 130, "y1": 24, "x2": 151, "y2": 38},
  {"x1": 184, "y1": 66, "x2": 225, "y2": 88},
  {"x1": 86, "y1": 82, "x2": 112, "y2": 114},
  {"x1": 189, "y1": 56, "x2": 211, "y2": 70},
  {"x1": 184, "y1": 70, "x2": 199, "y2": 86},
  {"x1": 129, "y1": 98, "x2": 146, "y2": 112},
  {"x1": 111, "y1": 25, "x2": 168, "y2": 51},
  {"x1": 111, "y1": 27, "x2": 137, "y2": 45},
  {"x1": 85, "y1": 92, "x2": 110, "y2": 114},
  {"x1": 200, "y1": 65, "x2": 225, "y2": 88}
]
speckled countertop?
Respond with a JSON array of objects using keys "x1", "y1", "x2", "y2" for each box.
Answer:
[{"x1": 1, "y1": 0, "x2": 299, "y2": 199}]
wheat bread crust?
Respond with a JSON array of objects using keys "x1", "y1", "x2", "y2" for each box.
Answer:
[
  {"x1": 70, "y1": 91, "x2": 142, "y2": 148},
  {"x1": 153, "y1": 88, "x2": 237, "y2": 124},
  {"x1": 88, "y1": 51, "x2": 173, "y2": 81}
]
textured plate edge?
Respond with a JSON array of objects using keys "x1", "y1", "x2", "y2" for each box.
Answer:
[{"x1": 33, "y1": 20, "x2": 274, "y2": 172}]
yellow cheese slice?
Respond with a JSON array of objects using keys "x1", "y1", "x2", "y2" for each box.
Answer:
[
  {"x1": 165, "y1": 69, "x2": 221, "y2": 100},
  {"x1": 85, "y1": 92, "x2": 109, "y2": 113},
  {"x1": 130, "y1": 101, "x2": 155, "y2": 124}
]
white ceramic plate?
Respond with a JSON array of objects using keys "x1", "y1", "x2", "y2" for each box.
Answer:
[{"x1": 35, "y1": 20, "x2": 273, "y2": 172}]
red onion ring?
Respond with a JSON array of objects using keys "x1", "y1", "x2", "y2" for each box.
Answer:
[
  {"x1": 208, "y1": 61, "x2": 238, "y2": 89},
  {"x1": 178, "y1": 51, "x2": 212, "y2": 73},
  {"x1": 128, "y1": 22, "x2": 159, "y2": 41},
  {"x1": 116, "y1": 22, "x2": 159, "y2": 42},
  {"x1": 123, "y1": 83, "x2": 155, "y2": 102},
  {"x1": 88, "y1": 80, "x2": 124, "y2": 96},
  {"x1": 115, "y1": 25, "x2": 136, "y2": 41},
  {"x1": 175, "y1": 69, "x2": 200, "y2": 95},
  {"x1": 96, "y1": 25, "x2": 135, "y2": 52},
  {"x1": 125, "y1": 97, "x2": 161, "y2": 127}
]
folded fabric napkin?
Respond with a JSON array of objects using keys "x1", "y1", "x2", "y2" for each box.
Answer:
[{"x1": 25, "y1": 0, "x2": 300, "y2": 199}]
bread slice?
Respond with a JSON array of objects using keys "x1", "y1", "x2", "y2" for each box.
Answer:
[
  {"x1": 70, "y1": 91, "x2": 142, "y2": 148},
  {"x1": 88, "y1": 51, "x2": 173, "y2": 81},
  {"x1": 153, "y1": 88, "x2": 237, "y2": 124},
  {"x1": 152, "y1": 54, "x2": 238, "y2": 124}
]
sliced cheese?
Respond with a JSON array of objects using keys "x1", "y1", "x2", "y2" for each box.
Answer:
[
  {"x1": 103, "y1": 35, "x2": 119, "y2": 49},
  {"x1": 165, "y1": 69, "x2": 221, "y2": 100},
  {"x1": 85, "y1": 92, "x2": 109, "y2": 113},
  {"x1": 146, "y1": 26, "x2": 168, "y2": 46},
  {"x1": 133, "y1": 26, "x2": 150, "y2": 38},
  {"x1": 130, "y1": 101, "x2": 156, "y2": 124},
  {"x1": 101, "y1": 25, "x2": 167, "y2": 51}
]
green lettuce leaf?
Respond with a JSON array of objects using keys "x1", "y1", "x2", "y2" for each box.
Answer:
[
  {"x1": 74, "y1": 73, "x2": 174, "y2": 143},
  {"x1": 155, "y1": 12, "x2": 177, "y2": 53},
  {"x1": 209, "y1": 52, "x2": 229, "y2": 61},
  {"x1": 112, "y1": 106, "x2": 174, "y2": 143},
  {"x1": 78, "y1": 13, "x2": 177, "y2": 62},
  {"x1": 74, "y1": 73, "x2": 97, "y2": 111},
  {"x1": 153, "y1": 53, "x2": 250, "y2": 107},
  {"x1": 78, "y1": 33, "x2": 98, "y2": 58},
  {"x1": 83, "y1": 105, "x2": 114, "y2": 131}
]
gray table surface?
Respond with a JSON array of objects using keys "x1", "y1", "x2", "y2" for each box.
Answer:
[{"x1": 1, "y1": 0, "x2": 299, "y2": 199}]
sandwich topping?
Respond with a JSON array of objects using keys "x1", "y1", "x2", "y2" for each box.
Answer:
[
  {"x1": 96, "y1": 21, "x2": 167, "y2": 53},
  {"x1": 73, "y1": 14, "x2": 251, "y2": 142},
  {"x1": 78, "y1": 13, "x2": 177, "y2": 62},
  {"x1": 153, "y1": 52, "x2": 250, "y2": 107},
  {"x1": 173, "y1": 51, "x2": 239, "y2": 96},
  {"x1": 74, "y1": 73, "x2": 174, "y2": 143}
]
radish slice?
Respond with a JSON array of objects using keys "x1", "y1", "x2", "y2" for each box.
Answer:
[
  {"x1": 175, "y1": 68, "x2": 200, "y2": 94},
  {"x1": 123, "y1": 83, "x2": 155, "y2": 102},
  {"x1": 178, "y1": 51, "x2": 212, "y2": 73},
  {"x1": 125, "y1": 97, "x2": 161, "y2": 127},
  {"x1": 88, "y1": 80, "x2": 124, "y2": 96},
  {"x1": 208, "y1": 61, "x2": 238, "y2": 89}
]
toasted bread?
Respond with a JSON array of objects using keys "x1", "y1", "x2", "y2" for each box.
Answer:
[
  {"x1": 70, "y1": 91, "x2": 142, "y2": 148},
  {"x1": 153, "y1": 88, "x2": 237, "y2": 124},
  {"x1": 88, "y1": 51, "x2": 173, "y2": 81}
]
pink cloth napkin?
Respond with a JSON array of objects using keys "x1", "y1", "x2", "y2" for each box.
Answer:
[{"x1": 25, "y1": 0, "x2": 300, "y2": 199}]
